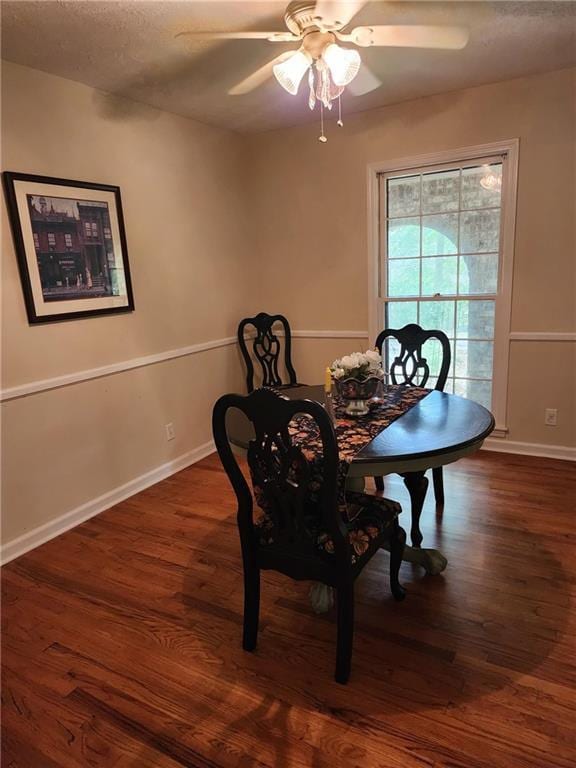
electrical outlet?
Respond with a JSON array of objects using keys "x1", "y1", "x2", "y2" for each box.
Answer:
[
  {"x1": 165, "y1": 422, "x2": 175, "y2": 441},
  {"x1": 544, "y1": 409, "x2": 557, "y2": 427}
]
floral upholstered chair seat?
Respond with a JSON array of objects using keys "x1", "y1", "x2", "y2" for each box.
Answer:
[{"x1": 254, "y1": 490, "x2": 401, "y2": 565}]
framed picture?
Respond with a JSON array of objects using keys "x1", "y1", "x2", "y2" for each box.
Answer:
[{"x1": 3, "y1": 172, "x2": 135, "y2": 324}]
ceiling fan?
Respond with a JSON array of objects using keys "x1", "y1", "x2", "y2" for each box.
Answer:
[{"x1": 178, "y1": 1, "x2": 469, "y2": 140}]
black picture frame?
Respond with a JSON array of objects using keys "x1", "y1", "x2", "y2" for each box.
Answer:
[{"x1": 3, "y1": 171, "x2": 135, "y2": 324}]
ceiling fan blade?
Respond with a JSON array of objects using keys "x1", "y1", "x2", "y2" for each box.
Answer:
[
  {"x1": 313, "y1": 1, "x2": 368, "y2": 30},
  {"x1": 176, "y1": 31, "x2": 298, "y2": 42},
  {"x1": 228, "y1": 52, "x2": 294, "y2": 96},
  {"x1": 340, "y1": 25, "x2": 469, "y2": 49},
  {"x1": 347, "y1": 63, "x2": 382, "y2": 96}
]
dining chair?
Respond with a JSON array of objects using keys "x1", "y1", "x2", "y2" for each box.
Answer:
[
  {"x1": 237, "y1": 312, "x2": 302, "y2": 392},
  {"x1": 212, "y1": 387, "x2": 407, "y2": 684},
  {"x1": 375, "y1": 323, "x2": 451, "y2": 537}
]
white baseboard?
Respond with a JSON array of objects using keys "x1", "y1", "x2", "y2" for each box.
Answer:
[
  {"x1": 0, "y1": 439, "x2": 216, "y2": 566},
  {"x1": 3, "y1": 431, "x2": 573, "y2": 565},
  {"x1": 482, "y1": 437, "x2": 575, "y2": 462}
]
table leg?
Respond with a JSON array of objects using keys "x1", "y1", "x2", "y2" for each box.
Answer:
[
  {"x1": 402, "y1": 471, "x2": 428, "y2": 548},
  {"x1": 307, "y1": 473, "x2": 448, "y2": 614},
  {"x1": 309, "y1": 583, "x2": 334, "y2": 614},
  {"x1": 309, "y1": 542, "x2": 448, "y2": 614},
  {"x1": 398, "y1": 544, "x2": 448, "y2": 575}
]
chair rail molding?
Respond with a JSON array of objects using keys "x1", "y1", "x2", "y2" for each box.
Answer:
[
  {"x1": 0, "y1": 330, "x2": 369, "y2": 401},
  {"x1": 2, "y1": 328, "x2": 573, "y2": 402},
  {"x1": 291, "y1": 330, "x2": 368, "y2": 339},
  {"x1": 0, "y1": 336, "x2": 239, "y2": 402},
  {"x1": 509, "y1": 332, "x2": 576, "y2": 342}
]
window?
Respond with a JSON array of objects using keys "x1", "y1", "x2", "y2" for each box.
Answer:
[
  {"x1": 47, "y1": 232, "x2": 56, "y2": 250},
  {"x1": 33, "y1": 233, "x2": 39, "y2": 250},
  {"x1": 91, "y1": 222, "x2": 98, "y2": 237},
  {"x1": 64, "y1": 233, "x2": 73, "y2": 248},
  {"x1": 369, "y1": 142, "x2": 518, "y2": 432},
  {"x1": 84, "y1": 221, "x2": 92, "y2": 236},
  {"x1": 103, "y1": 227, "x2": 112, "y2": 239}
]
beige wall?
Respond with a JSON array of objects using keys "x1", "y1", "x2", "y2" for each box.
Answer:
[
  {"x1": 247, "y1": 67, "x2": 576, "y2": 447},
  {"x1": 2, "y1": 62, "x2": 575, "y2": 552},
  {"x1": 1, "y1": 62, "x2": 254, "y2": 546}
]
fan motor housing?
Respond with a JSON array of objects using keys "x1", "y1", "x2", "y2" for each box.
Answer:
[{"x1": 284, "y1": 1, "x2": 345, "y2": 36}]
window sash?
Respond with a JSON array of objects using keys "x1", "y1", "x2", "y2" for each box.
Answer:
[
  {"x1": 368, "y1": 142, "x2": 519, "y2": 433},
  {"x1": 379, "y1": 157, "x2": 505, "y2": 302}
]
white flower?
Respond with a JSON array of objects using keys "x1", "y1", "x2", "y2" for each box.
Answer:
[
  {"x1": 330, "y1": 349, "x2": 384, "y2": 380},
  {"x1": 339, "y1": 354, "x2": 356, "y2": 370}
]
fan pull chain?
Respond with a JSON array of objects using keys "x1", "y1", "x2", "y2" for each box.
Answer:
[
  {"x1": 319, "y1": 101, "x2": 327, "y2": 143},
  {"x1": 337, "y1": 94, "x2": 343, "y2": 127}
]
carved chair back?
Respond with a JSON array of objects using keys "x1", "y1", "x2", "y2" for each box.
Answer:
[
  {"x1": 237, "y1": 313, "x2": 298, "y2": 392},
  {"x1": 213, "y1": 389, "x2": 349, "y2": 570},
  {"x1": 375, "y1": 323, "x2": 451, "y2": 391}
]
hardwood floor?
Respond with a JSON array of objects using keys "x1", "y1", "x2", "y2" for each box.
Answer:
[{"x1": 2, "y1": 451, "x2": 575, "y2": 768}]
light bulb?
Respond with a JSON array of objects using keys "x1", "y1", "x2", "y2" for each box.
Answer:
[
  {"x1": 323, "y1": 43, "x2": 361, "y2": 87},
  {"x1": 273, "y1": 50, "x2": 312, "y2": 95},
  {"x1": 479, "y1": 165, "x2": 502, "y2": 191}
]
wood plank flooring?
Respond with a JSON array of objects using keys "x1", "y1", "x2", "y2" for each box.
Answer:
[{"x1": 2, "y1": 451, "x2": 576, "y2": 768}]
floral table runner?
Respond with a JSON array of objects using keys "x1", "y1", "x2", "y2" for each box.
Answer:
[
  {"x1": 289, "y1": 384, "x2": 430, "y2": 464},
  {"x1": 282, "y1": 384, "x2": 430, "y2": 519}
]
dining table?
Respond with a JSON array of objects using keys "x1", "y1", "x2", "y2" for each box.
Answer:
[{"x1": 226, "y1": 383, "x2": 495, "y2": 583}]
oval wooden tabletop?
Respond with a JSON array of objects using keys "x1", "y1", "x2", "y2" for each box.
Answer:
[{"x1": 225, "y1": 384, "x2": 495, "y2": 470}]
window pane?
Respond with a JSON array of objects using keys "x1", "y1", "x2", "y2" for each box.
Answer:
[
  {"x1": 455, "y1": 340, "x2": 493, "y2": 379},
  {"x1": 383, "y1": 338, "x2": 401, "y2": 377},
  {"x1": 387, "y1": 176, "x2": 420, "y2": 217},
  {"x1": 421, "y1": 337, "x2": 449, "y2": 379},
  {"x1": 454, "y1": 378, "x2": 492, "y2": 409},
  {"x1": 422, "y1": 214, "x2": 458, "y2": 256},
  {"x1": 388, "y1": 217, "x2": 420, "y2": 258},
  {"x1": 386, "y1": 300, "x2": 418, "y2": 328},
  {"x1": 388, "y1": 259, "x2": 419, "y2": 297},
  {"x1": 459, "y1": 253, "x2": 498, "y2": 295},
  {"x1": 456, "y1": 300, "x2": 495, "y2": 339},
  {"x1": 461, "y1": 164, "x2": 502, "y2": 210},
  {"x1": 382, "y1": 158, "x2": 504, "y2": 417},
  {"x1": 460, "y1": 209, "x2": 500, "y2": 253},
  {"x1": 420, "y1": 300, "x2": 455, "y2": 338},
  {"x1": 422, "y1": 257, "x2": 457, "y2": 296},
  {"x1": 422, "y1": 169, "x2": 460, "y2": 214}
]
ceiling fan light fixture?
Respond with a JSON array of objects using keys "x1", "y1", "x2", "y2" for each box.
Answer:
[
  {"x1": 322, "y1": 43, "x2": 361, "y2": 87},
  {"x1": 273, "y1": 50, "x2": 312, "y2": 95}
]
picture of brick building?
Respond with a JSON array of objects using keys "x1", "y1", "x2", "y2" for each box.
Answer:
[{"x1": 27, "y1": 195, "x2": 122, "y2": 301}]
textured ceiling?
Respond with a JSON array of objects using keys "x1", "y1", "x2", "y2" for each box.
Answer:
[{"x1": 2, "y1": 1, "x2": 575, "y2": 133}]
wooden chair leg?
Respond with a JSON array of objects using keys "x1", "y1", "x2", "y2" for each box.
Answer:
[
  {"x1": 335, "y1": 582, "x2": 354, "y2": 685},
  {"x1": 432, "y1": 466, "x2": 444, "y2": 506},
  {"x1": 374, "y1": 476, "x2": 384, "y2": 491},
  {"x1": 242, "y1": 565, "x2": 260, "y2": 652},
  {"x1": 402, "y1": 471, "x2": 429, "y2": 548},
  {"x1": 389, "y1": 521, "x2": 406, "y2": 602}
]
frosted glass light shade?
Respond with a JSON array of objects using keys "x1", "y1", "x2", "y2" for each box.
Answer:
[
  {"x1": 273, "y1": 50, "x2": 311, "y2": 95},
  {"x1": 323, "y1": 43, "x2": 361, "y2": 87}
]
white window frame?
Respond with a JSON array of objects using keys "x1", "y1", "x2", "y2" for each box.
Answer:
[{"x1": 367, "y1": 140, "x2": 519, "y2": 435}]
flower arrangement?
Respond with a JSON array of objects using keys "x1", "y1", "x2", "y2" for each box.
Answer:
[
  {"x1": 330, "y1": 349, "x2": 383, "y2": 382},
  {"x1": 330, "y1": 349, "x2": 384, "y2": 416}
]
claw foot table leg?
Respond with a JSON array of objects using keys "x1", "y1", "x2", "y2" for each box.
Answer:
[
  {"x1": 380, "y1": 542, "x2": 448, "y2": 575},
  {"x1": 309, "y1": 583, "x2": 334, "y2": 614},
  {"x1": 402, "y1": 545, "x2": 448, "y2": 575}
]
